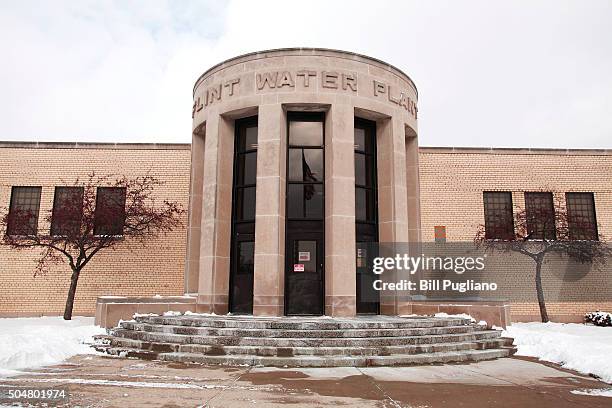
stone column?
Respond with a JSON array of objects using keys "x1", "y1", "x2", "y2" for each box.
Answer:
[
  {"x1": 184, "y1": 130, "x2": 205, "y2": 294},
  {"x1": 197, "y1": 112, "x2": 234, "y2": 314},
  {"x1": 377, "y1": 117, "x2": 409, "y2": 315},
  {"x1": 253, "y1": 104, "x2": 286, "y2": 316},
  {"x1": 405, "y1": 133, "x2": 421, "y2": 243},
  {"x1": 324, "y1": 104, "x2": 357, "y2": 317}
]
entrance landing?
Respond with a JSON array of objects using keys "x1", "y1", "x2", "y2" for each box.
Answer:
[{"x1": 95, "y1": 314, "x2": 515, "y2": 367}]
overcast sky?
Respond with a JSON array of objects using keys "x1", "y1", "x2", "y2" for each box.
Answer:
[{"x1": 1, "y1": 0, "x2": 611, "y2": 148}]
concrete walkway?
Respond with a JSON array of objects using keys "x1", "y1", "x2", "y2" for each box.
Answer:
[{"x1": 0, "y1": 355, "x2": 610, "y2": 407}]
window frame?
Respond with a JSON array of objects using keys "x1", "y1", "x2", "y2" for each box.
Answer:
[
  {"x1": 50, "y1": 186, "x2": 84, "y2": 237},
  {"x1": 93, "y1": 187, "x2": 127, "y2": 237},
  {"x1": 565, "y1": 192, "x2": 598, "y2": 241},
  {"x1": 285, "y1": 112, "x2": 326, "y2": 221},
  {"x1": 6, "y1": 186, "x2": 42, "y2": 236},
  {"x1": 524, "y1": 192, "x2": 556, "y2": 240},
  {"x1": 483, "y1": 191, "x2": 515, "y2": 240}
]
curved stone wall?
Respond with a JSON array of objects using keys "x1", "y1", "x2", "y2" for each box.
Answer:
[{"x1": 186, "y1": 48, "x2": 420, "y2": 317}]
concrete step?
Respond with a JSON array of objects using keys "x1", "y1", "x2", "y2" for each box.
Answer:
[
  {"x1": 105, "y1": 336, "x2": 507, "y2": 357},
  {"x1": 133, "y1": 315, "x2": 472, "y2": 330},
  {"x1": 119, "y1": 321, "x2": 476, "y2": 338},
  {"x1": 110, "y1": 327, "x2": 502, "y2": 347},
  {"x1": 99, "y1": 315, "x2": 514, "y2": 367},
  {"x1": 153, "y1": 348, "x2": 514, "y2": 367}
]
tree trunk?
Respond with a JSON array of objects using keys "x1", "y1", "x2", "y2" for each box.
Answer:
[
  {"x1": 63, "y1": 269, "x2": 80, "y2": 320},
  {"x1": 535, "y1": 260, "x2": 549, "y2": 323}
]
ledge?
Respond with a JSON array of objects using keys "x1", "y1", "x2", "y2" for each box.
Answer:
[{"x1": 0, "y1": 141, "x2": 191, "y2": 150}]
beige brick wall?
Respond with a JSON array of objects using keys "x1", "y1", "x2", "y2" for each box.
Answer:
[
  {"x1": 2, "y1": 143, "x2": 609, "y2": 321},
  {"x1": 418, "y1": 147, "x2": 612, "y2": 320},
  {"x1": 0, "y1": 143, "x2": 191, "y2": 317}
]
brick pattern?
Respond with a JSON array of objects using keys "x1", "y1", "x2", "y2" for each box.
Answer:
[
  {"x1": 0, "y1": 146, "x2": 190, "y2": 316},
  {"x1": 2, "y1": 144, "x2": 610, "y2": 321},
  {"x1": 419, "y1": 149, "x2": 612, "y2": 319}
]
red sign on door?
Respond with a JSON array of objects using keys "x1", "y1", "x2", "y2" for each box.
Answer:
[{"x1": 293, "y1": 264, "x2": 305, "y2": 272}]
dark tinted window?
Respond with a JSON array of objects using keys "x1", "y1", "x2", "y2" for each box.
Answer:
[
  {"x1": 483, "y1": 192, "x2": 514, "y2": 240},
  {"x1": 355, "y1": 119, "x2": 377, "y2": 224},
  {"x1": 7, "y1": 186, "x2": 42, "y2": 236},
  {"x1": 233, "y1": 120, "x2": 258, "y2": 221},
  {"x1": 94, "y1": 187, "x2": 126, "y2": 236},
  {"x1": 287, "y1": 184, "x2": 324, "y2": 219},
  {"x1": 289, "y1": 121, "x2": 323, "y2": 146},
  {"x1": 51, "y1": 187, "x2": 84, "y2": 236},
  {"x1": 566, "y1": 193, "x2": 598, "y2": 240},
  {"x1": 287, "y1": 113, "x2": 325, "y2": 220},
  {"x1": 525, "y1": 192, "x2": 556, "y2": 240},
  {"x1": 288, "y1": 149, "x2": 323, "y2": 182},
  {"x1": 235, "y1": 186, "x2": 256, "y2": 221}
]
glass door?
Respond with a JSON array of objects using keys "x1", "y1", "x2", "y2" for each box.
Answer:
[{"x1": 285, "y1": 112, "x2": 325, "y2": 315}]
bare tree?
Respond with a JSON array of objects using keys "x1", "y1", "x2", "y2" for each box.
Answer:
[
  {"x1": 1, "y1": 174, "x2": 184, "y2": 320},
  {"x1": 475, "y1": 193, "x2": 612, "y2": 322}
]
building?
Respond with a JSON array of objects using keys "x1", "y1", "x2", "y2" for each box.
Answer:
[{"x1": 1, "y1": 49, "x2": 610, "y2": 324}]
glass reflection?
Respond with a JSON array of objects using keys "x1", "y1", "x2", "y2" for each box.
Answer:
[
  {"x1": 289, "y1": 121, "x2": 323, "y2": 147},
  {"x1": 288, "y1": 149, "x2": 322, "y2": 182}
]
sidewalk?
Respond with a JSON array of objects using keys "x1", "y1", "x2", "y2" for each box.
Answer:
[{"x1": 1, "y1": 355, "x2": 610, "y2": 407}]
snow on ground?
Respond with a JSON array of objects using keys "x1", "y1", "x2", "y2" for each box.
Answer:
[
  {"x1": 503, "y1": 322, "x2": 612, "y2": 383},
  {"x1": 571, "y1": 388, "x2": 612, "y2": 397},
  {"x1": 0, "y1": 316, "x2": 105, "y2": 377}
]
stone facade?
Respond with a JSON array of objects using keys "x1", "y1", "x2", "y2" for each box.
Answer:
[
  {"x1": 0, "y1": 143, "x2": 190, "y2": 317},
  {"x1": 187, "y1": 48, "x2": 420, "y2": 317}
]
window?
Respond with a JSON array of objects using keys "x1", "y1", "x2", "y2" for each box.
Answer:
[
  {"x1": 566, "y1": 193, "x2": 598, "y2": 240},
  {"x1": 94, "y1": 187, "x2": 126, "y2": 236},
  {"x1": 525, "y1": 192, "x2": 556, "y2": 240},
  {"x1": 286, "y1": 113, "x2": 324, "y2": 220},
  {"x1": 233, "y1": 123, "x2": 258, "y2": 222},
  {"x1": 354, "y1": 120, "x2": 377, "y2": 225},
  {"x1": 483, "y1": 192, "x2": 514, "y2": 240},
  {"x1": 51, "y1": 187, "x2": 84, "y2": 236},
  {"x1": 6, "y1": 187, "x2": 41, "y2": 236}
]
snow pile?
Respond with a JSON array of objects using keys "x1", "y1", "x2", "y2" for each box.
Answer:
[
  {"x1": 163, "y1": 311, "x2": 182, "y2": 317},
  {"x1": 434, "y1": 312, "x2": 476, "y2": 323},
  {"x1": 571, "y1": 388, "x2": 612, "y2": 397},
  {"x1": 585, "y1": 311, "x2": 612, "y2": 327},
  {"x1": 0, "y1": 316, "x2": 104, "y2": 377},
  {"x1": 503, "y1": 322, "x2": 612, "y2": 383}
]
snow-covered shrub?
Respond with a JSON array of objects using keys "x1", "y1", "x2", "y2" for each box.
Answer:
[{"x1": 584, "y1": 311, "x2": 612, "y2": 327}]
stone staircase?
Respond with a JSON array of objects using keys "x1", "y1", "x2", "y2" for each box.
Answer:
[{"x1": 94, "y1": 314, "x2": 516, "y2": 367}]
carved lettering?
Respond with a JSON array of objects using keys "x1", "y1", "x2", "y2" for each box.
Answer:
[
  {"x1": 192, "y1": 96, "x2": 204, "y2": 118},
  {"x1": 206, "y1": 84, "x2": 222, "y2": 106},
  {"x1": 373, "y1": 80, "x2": 386, "y2": 96},
  {"x1": 399, "y1": 93, "x2": 410, "y2": 110},
  {"x1": 296, "y1": 70, "x2": 317, "y2": 87},
  {"x1": 256, "y1": 72, "x2": 278, "y2": 89},
  {"x1": 224, "y1": 78, "x2": 240, "y2": 96},
  {"x1": 388, "y1": 85, "x2": 400, "y2": 105},
  {"x1": 277, "y1": 71, "x2": 295, "y2": 88},
  {"x1": 342, "y1": 73, "x2": 357, "y2": 92},
  {"x1": 372, "y1": 80, "x2": 417, "y2": 119},
  {"x1": 322, "y1": 71, "x2": 339, "y2": 89}
]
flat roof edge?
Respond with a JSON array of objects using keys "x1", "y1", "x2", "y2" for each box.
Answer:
[
  {"x1": 0, "y1": 141, "x2": 191, "y2": 150},
  {"x1": 419, "y1": 146, "x2": 612, "y2": 155}
]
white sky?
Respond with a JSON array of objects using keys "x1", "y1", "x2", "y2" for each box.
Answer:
[{"x1": 0, "y1": 0, "x2": 611, "y2": 148}]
